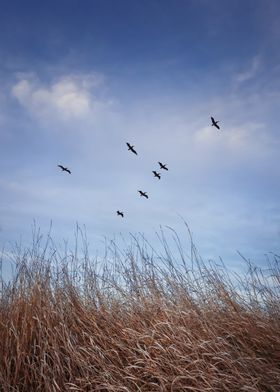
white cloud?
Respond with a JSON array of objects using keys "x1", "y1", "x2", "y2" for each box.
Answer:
[
  {"x1": 11, "y1": 72, "x2": 111, "y2": 123},
  {"x1": 234, "y1": 55, "x2": 262, "y2": 84}
]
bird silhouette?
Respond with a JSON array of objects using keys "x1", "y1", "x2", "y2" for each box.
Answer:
[
  {"x1": 152, "y1": 171, "x2": 161, "y2": 179},
  {"x1": 158, "y1": 162, "x2": 168, "y2": 171},
  {"x1": 117, "y1": 210, "x2": 124, "y2": 218},
  {"x1": 138, "y1": 190, "x2": 148, "y2": 199},
  {"x1": 126, "y1": 142, "x2": 137, "y2": 155},
  {"x1": 211, "y1": 116, "x2": 220, "y2": 130},
  {"x1": 58, "y1": 165, "x2": 71, "y2": 174}
]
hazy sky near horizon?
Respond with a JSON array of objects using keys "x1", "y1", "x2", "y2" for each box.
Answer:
[{"x1": 0, "y1": 0, "x2": 280, "y2": 269}]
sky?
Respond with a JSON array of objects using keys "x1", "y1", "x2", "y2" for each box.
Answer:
[{"x1": 1, "y1": 0, "x2": 280, "y2": 274}]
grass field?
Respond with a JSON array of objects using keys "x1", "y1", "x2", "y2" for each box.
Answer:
[{"x1": 1, "y1": 226, "x2": 280, "y2": 391}]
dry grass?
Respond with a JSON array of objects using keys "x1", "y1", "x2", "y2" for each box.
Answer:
[{"x1": 0, "y1": 225, "x2": 280, "y2": 391}]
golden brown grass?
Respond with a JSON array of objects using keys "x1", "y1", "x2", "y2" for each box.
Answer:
[{"x1": 0, "y1": 226, "x2": 280, "y2": 391}]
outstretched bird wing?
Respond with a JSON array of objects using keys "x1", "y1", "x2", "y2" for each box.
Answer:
[{"x1": 131, "y1": 147, "x2": 137, "y2": 155}]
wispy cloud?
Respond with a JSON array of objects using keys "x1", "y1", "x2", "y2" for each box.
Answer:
[
  {"x1": 193, "y1": 121, "x2": 274, "y2": 161},
  {"x1": 233, "y1": 55, "x2": 262, "y2": 84}
]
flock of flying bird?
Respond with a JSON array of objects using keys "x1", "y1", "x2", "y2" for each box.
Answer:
[{"x1": 57, "y1": 116, "x2": 221, "y2": 218}]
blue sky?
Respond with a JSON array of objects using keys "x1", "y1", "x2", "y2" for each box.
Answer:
[{"x1": 1, "y1": 0, "x2": 280, "y2": 272}]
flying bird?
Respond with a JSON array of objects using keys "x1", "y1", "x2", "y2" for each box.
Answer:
[
  {"x1": 158, "y1": 162, "x2": 168, "y2": 171},
  {"x1": 57, "y1": 165, "x2": 71, "y2": 174},
  {"x1": 211, "y1": 116, "x2": 220, "y2": 130},
  {"x1": 138, "y1": 190, "x2": 148, "y2": 199},
  {"x1": 126, "y1": 142, "x2": 137, "y2": 155},
  {"x1": 117, "y1": 210, "x2": 124, "y2": 218},
  {"x1": 152, "y1": 171, "x2": 161, "y2": 179}
]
